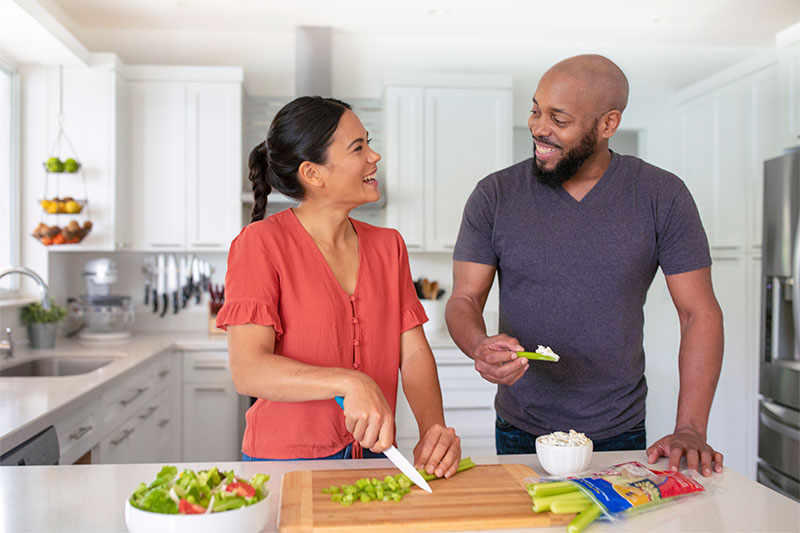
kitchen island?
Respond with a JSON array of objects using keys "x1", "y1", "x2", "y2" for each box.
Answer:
[{"x1": 1, "y1": 451, "x2": 797, "y2": 532}]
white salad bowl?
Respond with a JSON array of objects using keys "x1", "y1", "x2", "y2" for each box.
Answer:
[
  {"x1": 535, "y1": 436, "x2": 593, "y2": 477},
  {"x1": 124, "y1": 489, "x2": 270, "y2": 533}
]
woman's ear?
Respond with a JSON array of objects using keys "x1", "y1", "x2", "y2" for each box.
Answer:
[{"x1": 298, "y1": 161, "x2": 325, "y2": 190}]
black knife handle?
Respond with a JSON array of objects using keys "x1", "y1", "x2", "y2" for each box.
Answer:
[
  {"x1": 152, "y1": 289, "x2": 158, "y2": 313},
  {"x1": 172, "y1": 293, "x2": 179, "y2": 314},
  {"x1": 160, "y1": 294, "x2": 168, "y2": 317},
  {"x1": 144, "y1": 286, "x2": 150, "y2": 305}
]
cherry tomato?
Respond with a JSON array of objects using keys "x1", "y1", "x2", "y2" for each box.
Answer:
[
  {"x1": 225, "y1": 481, "x2": 256, "y2": 498},
  {"x1": 178, "y1": 499, "x2": 206, "y2": 514}
]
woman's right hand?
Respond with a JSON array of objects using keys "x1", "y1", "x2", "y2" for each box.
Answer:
[{"x1": 341, "y1": 373, "x2": 394, "y2": 453}]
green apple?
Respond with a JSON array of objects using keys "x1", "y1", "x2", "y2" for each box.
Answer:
[
  {"x1": 45, "y1": 157, "x2": 64, "y2": 172},
  {"x1": 64, "y1": 158, "x2": 79, "y2": 172}
]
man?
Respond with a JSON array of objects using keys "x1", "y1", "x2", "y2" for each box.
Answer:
[{"x1": 445, "y1": 54, "x2": 724, "y2": 477}]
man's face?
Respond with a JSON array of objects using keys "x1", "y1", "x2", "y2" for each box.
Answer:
[
  {"x1": 530, "y1": 120, "x2": 598, "y2": 188},
  {"x1": 527, "y1": 74, "x2": 602, "y2": 188}
]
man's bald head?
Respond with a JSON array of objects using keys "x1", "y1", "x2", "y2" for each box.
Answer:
[{"x1": 542, "y1": 54, "x2": 629, "y2": 116}]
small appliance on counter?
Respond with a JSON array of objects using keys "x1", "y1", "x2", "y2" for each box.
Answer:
[{"x1": 70, "y1": 258, "x2": 135, "y2": 341}]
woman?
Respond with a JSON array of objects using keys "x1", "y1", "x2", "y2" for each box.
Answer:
[{"x1": 217, "y1": 96, "x2": 461, "y2": 478}]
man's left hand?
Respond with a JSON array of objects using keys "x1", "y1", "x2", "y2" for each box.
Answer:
[{"x1": 646, "y1": 429, "x2": 723, "y2": 477}]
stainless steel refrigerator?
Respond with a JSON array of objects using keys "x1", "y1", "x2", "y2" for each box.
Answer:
[{"x1": 758, "y1": 148, "x2": 800, "y2": 502}]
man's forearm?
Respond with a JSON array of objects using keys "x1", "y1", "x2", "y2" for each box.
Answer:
[
  {"x1": 445, "y1": 295, "x2": 488, "y2": 359},
  {"x1": 674, "y1": 309, "x2": 724, "y2": 437}
]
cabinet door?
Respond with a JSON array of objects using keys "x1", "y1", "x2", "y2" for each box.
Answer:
[
  {"x1": 778, "y1": 40, "x2": 800, "y2": 149},
  {"x1": 186, "y1": 83, "x2": 242, "y2": 251},
  {"x1": 423, "y1": 88, "x2": 512, "y2": 251},
  {"x1": 384, "y1": 87, "x2": 425, "y2": 250},
  {"x1": 130, "y1": 81, "x2": 187, "y2": 249},
  {"x1": 182, "y1": 382, "x2": 241, "y2": 461}
]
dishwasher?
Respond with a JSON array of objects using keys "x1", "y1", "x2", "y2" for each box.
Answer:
[{"x1": 0, "y1": 426, "x2": 60, "y2": 466}]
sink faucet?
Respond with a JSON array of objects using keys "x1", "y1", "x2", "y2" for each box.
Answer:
[
  {"x1": 0, "y1": 266, "x2": 51, "y2": 310},
  {"x1": 0, "y1": 328, "x2": 12, "y2": 359}
]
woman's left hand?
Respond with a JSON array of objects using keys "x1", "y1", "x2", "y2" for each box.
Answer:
[{"x1": 413, "y1": 424, "x2": 461, "y2": 479}]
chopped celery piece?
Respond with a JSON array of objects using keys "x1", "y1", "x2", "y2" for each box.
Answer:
[{"x1": 567, "y1": 504, "x2": 602, "y2": 533}]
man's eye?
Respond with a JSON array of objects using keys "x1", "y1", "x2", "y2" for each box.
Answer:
[{"x1": 553, "y1": 117, "x2": 565, "y2": 126}]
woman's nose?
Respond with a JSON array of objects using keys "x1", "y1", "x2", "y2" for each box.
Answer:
[{"x1": 369, "y1": 146, "x2": 381, "y2": 163}]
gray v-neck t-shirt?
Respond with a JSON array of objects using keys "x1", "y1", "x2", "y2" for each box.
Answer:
[{"x1": 453, "y1": 152, "x2": 711, "y2": 440}]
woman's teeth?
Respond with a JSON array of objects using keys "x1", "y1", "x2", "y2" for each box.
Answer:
[{"x1": 362, "y1": 172, "x2": 377, "y2": 183}]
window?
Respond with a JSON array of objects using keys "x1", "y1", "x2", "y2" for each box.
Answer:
[{"x1": 0, "y1": 63, "x2": 19, "y2": 291}]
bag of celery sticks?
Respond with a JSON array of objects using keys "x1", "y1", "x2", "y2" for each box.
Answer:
[{"x1": 526, "y1": 462, "x2": 707, "y2": 533}]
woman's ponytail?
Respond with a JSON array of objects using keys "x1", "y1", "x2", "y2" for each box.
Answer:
[{"x1": 248, "y1": 142, "x2": 271, "y2": 222}]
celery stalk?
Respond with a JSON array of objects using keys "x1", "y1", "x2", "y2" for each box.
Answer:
[
  {"x1": 567, "y1": 504, "x2": 602, "y2": 533},
  {"x1": 550, "y1": 500, "x2": 593, "y2": 514},
  {"x1": 517, "y1": 351, "x2": 559, "y2": 362},
  {"x1": 532, "y1": 491, "x2": 590, "y2": 513},
  {"x1": 527, "y1": 481, "x2": 579, "y2": 498}
]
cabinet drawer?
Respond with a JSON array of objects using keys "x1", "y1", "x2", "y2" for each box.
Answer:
[
  {"x1": 101, "y1": 363, "x2": 156, "y2": 427},
  {"x1": 152, "y1": 353, "x2": 179, "y2": 390},
  {"x1": 183, "y1": 351, "x2": 230, "y2": 382},
  {"x1": 97, "y1": 409, "x2": 143, "y2": 464},
  {"x1": 55, "y1": 398, "x2": 101, "y2": 465}
]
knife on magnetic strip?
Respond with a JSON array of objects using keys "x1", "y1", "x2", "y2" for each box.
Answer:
[{"x1": 334, "y1": 396, "x2": 433, "y2": 493}]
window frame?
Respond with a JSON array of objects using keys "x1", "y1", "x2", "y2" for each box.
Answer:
[{"x1": 0, "y1": 59, "x2": 20, "y2": 292}]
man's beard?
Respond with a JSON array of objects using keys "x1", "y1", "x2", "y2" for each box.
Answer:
[{"x1": 531, "y1": 122, "x2": 598, "y2": 189}]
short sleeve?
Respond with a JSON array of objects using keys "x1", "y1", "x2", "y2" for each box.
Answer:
[
  {"x1": 452, "y1": 177, "x2": 499, "y2": 266},
  {"x1": 215, "y1": 223, "x2": 284, "y2": 336},
  {"x1": 656, "y1": 182, "x2": 712, "y2": 276},
  {"x1": 394, "y1": 230, "x2": 427, "y2": 332}
]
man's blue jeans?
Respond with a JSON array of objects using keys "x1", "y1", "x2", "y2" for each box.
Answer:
[{"x1": 495, "y1": 414, "x2": 646, "y2": 454}]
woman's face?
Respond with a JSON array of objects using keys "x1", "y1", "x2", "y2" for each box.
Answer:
[{"x1": 316, "y1": 109, "x2": 381, "y2": 206}]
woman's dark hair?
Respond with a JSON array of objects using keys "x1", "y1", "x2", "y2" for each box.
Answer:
[{"x1": 249, "y1": 96, "x2": 352, "y2": 222}]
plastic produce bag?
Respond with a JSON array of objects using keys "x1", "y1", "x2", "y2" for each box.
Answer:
[{"x1": 525, "y1": 461, "x2": 707, "y2": 532}]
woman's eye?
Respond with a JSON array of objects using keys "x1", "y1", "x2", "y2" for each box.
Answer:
[{"x1": 366, "y1": 137, "x2": 372, "y2": 145}]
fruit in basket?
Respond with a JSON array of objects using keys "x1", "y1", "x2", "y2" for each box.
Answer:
[
  {"x1": 64, "y1": 158, "x2": 79, "y2": 172},
  {"x1": 46, "y1": 202, "x2": 59, "y2": 214},
  {"x1": 65, "y1": 200, "x2": 81, "y2": 213},
  {"x1": 53, "y1": 233, "x2": 66, "y2": 245},
  {"x1": 40, "y1": 199, "x2": 51, "y2": 210},
  {"x1": 45, "y1": 157, "x2": 64, "y2": 172}
]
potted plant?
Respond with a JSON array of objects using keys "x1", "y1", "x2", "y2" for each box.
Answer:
[{"x1": 21, "y1": 300, "x2": 67, "y2": 349}]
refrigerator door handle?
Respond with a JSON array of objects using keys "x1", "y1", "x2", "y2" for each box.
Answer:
[
  {"x1": 793, "y1": 216, "x2": 799, "y2": 357},
  {"x1": 760, "y1": 410, "x2": 800, "y2": 441}
]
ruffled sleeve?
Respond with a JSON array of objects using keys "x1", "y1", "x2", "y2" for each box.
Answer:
[
  {"x1": 394, "y1": 230, "x2": 428, "y2": 332},
  {"x1": 216, "y1": 223, "x2": 284, "y2": 338}
]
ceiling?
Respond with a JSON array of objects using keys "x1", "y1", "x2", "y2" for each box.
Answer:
[{"x1": 48, "y1": 0, "x2": 800, "y2": 47}]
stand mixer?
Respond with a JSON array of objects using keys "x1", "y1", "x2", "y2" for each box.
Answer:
[{"x1": 75, "y1": 258, "x2": 135, "y2": 341}]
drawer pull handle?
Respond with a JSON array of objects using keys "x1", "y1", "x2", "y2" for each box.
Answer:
[
  {"x1": 69, "y1": 425, "x2": 93, "y2": 441},
  {"x1": 110, "y1": 428, "x2": 135, "y2": 446},
  {"x1": 158, "y1": 369, "x2": 170, "y2": 378},
  {"x1": 191, "y1": 243, "x2": 221, "y2": 248},
  {"x1": 194, "y1": 387, "x2": 226, "y2": 393},
  {"x1": 158, "y1": 419, "x2": 171, "y2": 428},
  {"x1": 138, "y1": 406, "x2": 159, "y2": 420},
  {"x1": 193, "y1": 365, "x2": 227, "y2": 371},
  {"x1": 150, "y1": 243, "x2": 181, "y2": 248},
  {"x1": 120, "y1": 387, "x2": 149, "y2": 406}
]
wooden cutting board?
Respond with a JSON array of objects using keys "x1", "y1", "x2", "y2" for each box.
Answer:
[{"x1": 278, "y1": 463, "x2": 574, "y2": 532}]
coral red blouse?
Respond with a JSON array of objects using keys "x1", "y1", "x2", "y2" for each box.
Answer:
[{"x1": 216, "y1": 209, "x2": 427, "y2": 459}]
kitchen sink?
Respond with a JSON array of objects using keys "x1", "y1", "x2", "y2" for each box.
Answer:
[{"x1": 0, "y1": 356, "x2": 119, "y2": 377}]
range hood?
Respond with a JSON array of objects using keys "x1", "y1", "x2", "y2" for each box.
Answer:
[{"x1": 295, "y1": 26, "x2": 332, "y2": 97}]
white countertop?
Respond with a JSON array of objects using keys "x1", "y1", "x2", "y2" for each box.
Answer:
[
  {"x1": 0, "y1": 332, "x2": 230, "y2": 453},
  {"x1": 1, "y1": 451, "x2": 797, "y2": 532}
]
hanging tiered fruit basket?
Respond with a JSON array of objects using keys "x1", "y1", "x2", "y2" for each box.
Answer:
[{"x1": 32, "y1": 67, "x2": 93, "y2": 246}]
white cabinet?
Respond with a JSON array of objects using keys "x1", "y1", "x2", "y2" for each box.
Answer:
[
  {"x1": 130, "y1": 81, "x2": 187, "y2": 249},
  {"x1": 676, "y1": 58, "x2": 780, "y2": 250},
  {"x1": 385, "y1": 76, "x2": 513, "y2": 251},
  {"x1": 181, "y1": 350, "x2": 244, "y2": 462},
  {"x1": 396, "y1": 348, "x2": 496, "y2": 458},
  {"x1": 54, "y1": 397, "x2": 100, "y2": 465},
  {"x1": 95, "y1": 351, "x2": 181, "y2": 464},
  {"x1": 128, "y1": 67, "x2": 243, "y2": 251},
  {"x1": 777, "y1": 23, "x2": 800, "y2": 149}
]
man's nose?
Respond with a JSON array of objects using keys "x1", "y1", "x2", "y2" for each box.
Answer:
[{"x1": 529, "y1": 116, "x2": 550, "y2": 139}]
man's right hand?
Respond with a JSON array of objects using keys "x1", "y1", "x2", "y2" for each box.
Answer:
[{"x1": 470, "y1": 334, "x2": 528, "y2": 385}]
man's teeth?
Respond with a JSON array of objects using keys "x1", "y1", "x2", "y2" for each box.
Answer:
[{"x1": 536, "y1": 144, "x2": 558, "y2": 154}]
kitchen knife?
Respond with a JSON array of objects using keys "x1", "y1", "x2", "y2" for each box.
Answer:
[
  {"x1": 167, "y1": 254, "x2": 179, "y2": 314},
  {"x1": 191, "y1": 257, "x2": 201, "y2": 304},
  {"x1": 156, "y1": 254, "x2": 167, "y2": 317},
  {"x1": 179, "y1": 256, "x2": 190, "y2": 308},
  {"x1": 334, "y1": 396, "x2": 432, "y2": 493}
]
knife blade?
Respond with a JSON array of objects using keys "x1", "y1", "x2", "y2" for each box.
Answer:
[{"x1": 334, "y1": 396, "x2": 432, "y2": 493}]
